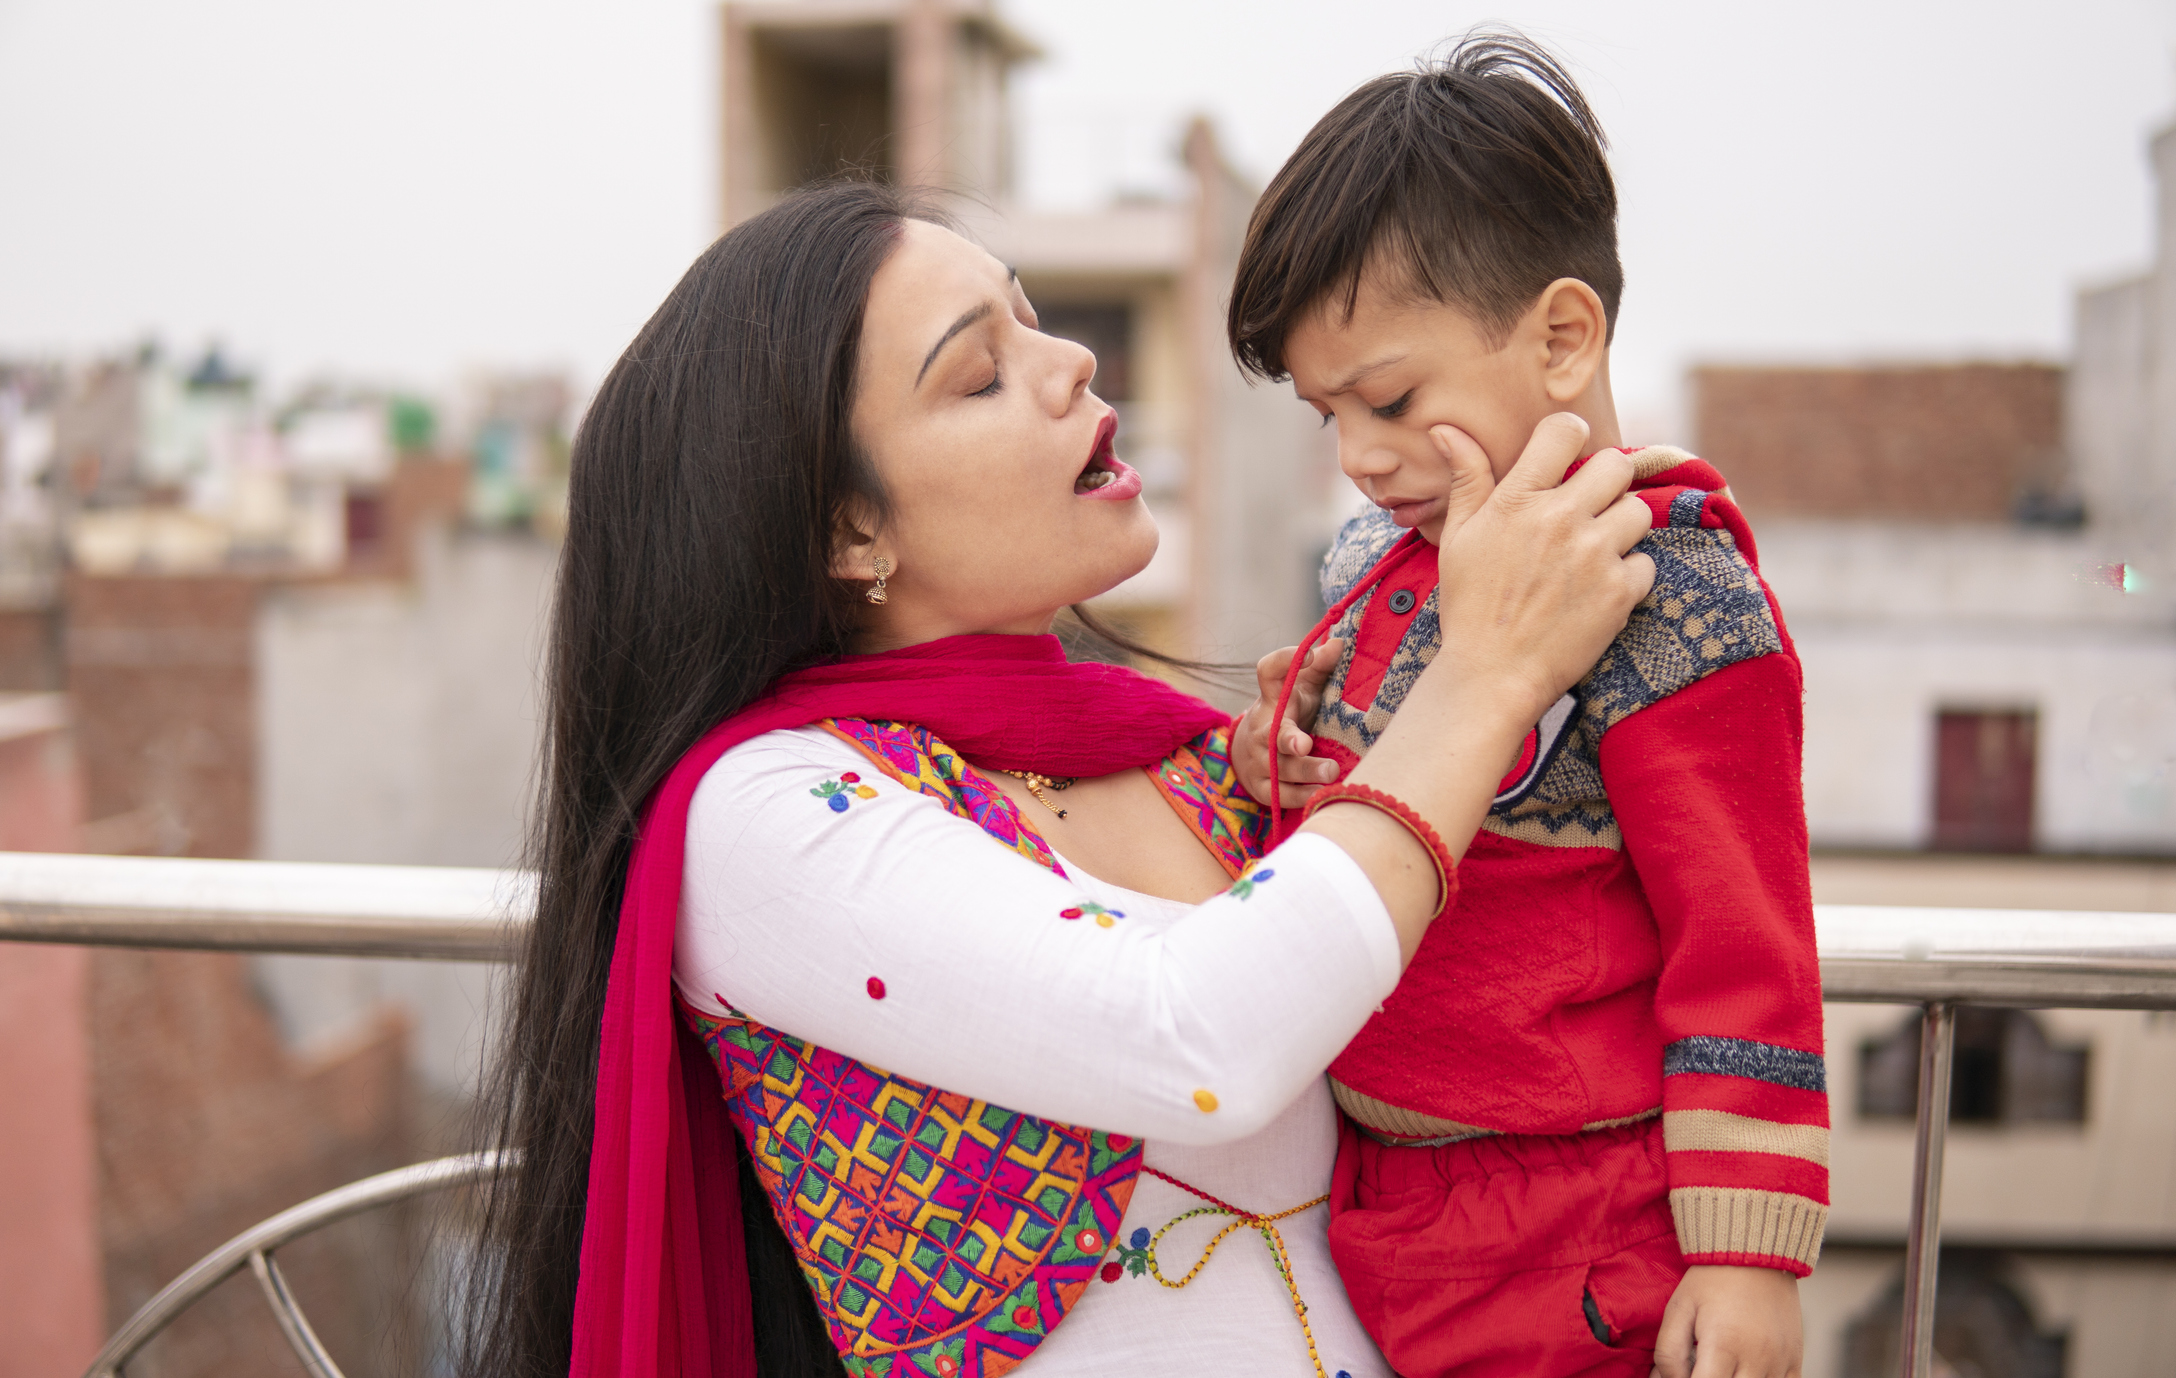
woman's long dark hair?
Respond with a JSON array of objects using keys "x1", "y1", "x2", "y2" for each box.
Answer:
[
  {"x1": 463, "y1": 181, "x2": 929, "y2": 1378},
  {"x1": 462, "y1": 178, "x2": 1231, "y2": 1378}
]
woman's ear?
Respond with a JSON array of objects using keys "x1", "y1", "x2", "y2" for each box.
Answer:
[
  {"x1": 1536, "y1": 278, "x2": 1608, "y2": 404},
  {"x1": 827, "y1": 496, "x2": 891, "y2": 585}
]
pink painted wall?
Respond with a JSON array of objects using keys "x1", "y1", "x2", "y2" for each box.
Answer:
[{"x1": 0, "y1": 696, "x2": 102, "y2": 1376}]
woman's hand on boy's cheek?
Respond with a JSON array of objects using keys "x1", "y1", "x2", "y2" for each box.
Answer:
[
  {"x1": 1233, "y1": 639, "x2": 1345, "y2": 806},
  {"x1": 1652, "y1": 1265, "x2": 1802, "y2": 1378},
  {"x1": 1424, "y1": 423, "x2": 1501, "y2": 547}
]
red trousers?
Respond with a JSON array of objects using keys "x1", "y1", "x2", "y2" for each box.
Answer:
[{"x1": 1328, "y1": 1117, "x2": 1686, "y2": 1378}]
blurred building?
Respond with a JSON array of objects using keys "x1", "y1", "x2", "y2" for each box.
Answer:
[
  {"x1": 1695, "y1": 363, "x2": 2173, "y2": 855},
  {"x1": 720, "y1": 0, "x2": 1338, "y2": 668},
  {"x1": 1693, "y1": 111, "x2": 2176, "y2": 1378},
  {"x1": 0, "y1": 351, "x2": 564, "y2": 1375}
]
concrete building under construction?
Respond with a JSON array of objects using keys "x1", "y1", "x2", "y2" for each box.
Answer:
[{"x1": 720, "y1": 0, "x2": 1339, "y2": 669}]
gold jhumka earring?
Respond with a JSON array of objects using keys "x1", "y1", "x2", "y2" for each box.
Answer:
[{"x1": 866, "y1": 557, "x2": 891, "y2": 605}]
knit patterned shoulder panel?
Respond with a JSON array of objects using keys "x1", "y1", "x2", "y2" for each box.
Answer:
[
  {"x1": 1490, "y1": 451, "x2": 1784, "y2": 849},
  {"x1": 1320, "y1": 505, "x2": 1404, "y2": 608},
  {"x1": 1583, "y1": 450, "x2": 1782, "y2": 738}
]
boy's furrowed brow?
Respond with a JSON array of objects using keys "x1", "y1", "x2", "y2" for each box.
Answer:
[{"x1": 1325, "y1": 354, "x2": 1409, "y2": 395}]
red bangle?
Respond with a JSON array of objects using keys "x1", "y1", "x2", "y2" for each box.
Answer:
[{"x1": 1301, "y1": 782, "x2": 1459, "y2": 919}]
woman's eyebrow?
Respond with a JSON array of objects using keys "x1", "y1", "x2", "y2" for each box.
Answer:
[
  {"x1": 917, "y1": 302, "x2": 994, "y2": 388},
  {"x1": 915, "y1": 269, "x2": 1019, "y2": 389}
]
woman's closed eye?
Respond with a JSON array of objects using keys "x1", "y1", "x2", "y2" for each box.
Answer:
[
  {"x1": 1370, "y1": 390, "x2": 1413, "y2": 421},
  {"x1": 970, "y1": 368, "x2": 1003, "y2": 399}
]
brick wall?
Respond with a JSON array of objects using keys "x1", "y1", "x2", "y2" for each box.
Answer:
[
  {"x1": 65, "y1": 575, "x2": 257, "y2": 860},
  {"x1": 1690, "y1": 363, "x2": 2068, "y2": 522},
  {"x1": 88, "y1": 953, "x2": 419, "y2": 1378},
  {"x1": 56, "y1": 572, "x2": 427, "y2": 1374}
]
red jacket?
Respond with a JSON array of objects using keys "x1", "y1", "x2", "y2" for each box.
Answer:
[{"x1": 1298, "y1": 447, "x2": 1828, "y2": 1276}]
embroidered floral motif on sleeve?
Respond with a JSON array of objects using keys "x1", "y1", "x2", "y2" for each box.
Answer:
[
  {"x1": 817, "y1": 719, "x2": 1068, "y2": 876},
  {"x1": 1228, "y1": 862, "x2": 1276, "y2": 900},
  {"x1": 810, "y1": 770, "x2": 880, "y2": 812}
]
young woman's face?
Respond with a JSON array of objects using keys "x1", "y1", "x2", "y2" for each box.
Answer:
[{"x1": 849, "y1": 220, "x2": 1157, "y2": 644}]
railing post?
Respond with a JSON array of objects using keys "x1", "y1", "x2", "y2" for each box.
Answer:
[{"x1": 1898, "y1": 1000, "x2": 1956, "y2": 1378}]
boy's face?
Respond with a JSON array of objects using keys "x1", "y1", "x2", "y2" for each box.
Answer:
[{"x1": 1285, "y1": 273, "x2": 1560, "y2": 545}]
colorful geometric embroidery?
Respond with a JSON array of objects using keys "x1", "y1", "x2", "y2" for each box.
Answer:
[
  {"x1": 1059, "y1": 901, "x2": 1127, "y2": 928},
  {"x1": 685, "y1": 717, "x2": 1299, "y2": 1375},
  {"x1": 1148, "y1": 725, "x2": 1269, "y2": 880},
  {"x1": 684, "y1": 1003, "x2": 1140, "y2": 1377},
  {"x1": 820, "y1": 720, "x2": 1066, "y2": 877},
  {"x1": 813, "y1": 770, "x2": 880, "y2": 812}
]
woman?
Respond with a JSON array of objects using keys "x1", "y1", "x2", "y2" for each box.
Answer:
[{"x1": 469, "y1": 182, "x2": 1654, "y2": 1378}]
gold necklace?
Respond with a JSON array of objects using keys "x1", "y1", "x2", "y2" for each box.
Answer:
[{"x1": 1000, "y1": 770, "x2": 1078, "y2": 819}]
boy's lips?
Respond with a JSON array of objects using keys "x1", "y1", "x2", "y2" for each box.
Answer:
[
  {"x1": 1377, "y1": 495, "x2": 1446, "y2": 529},
  {"x1": 1074, "y1": 413, "x2": 1142, "y2": 502}
]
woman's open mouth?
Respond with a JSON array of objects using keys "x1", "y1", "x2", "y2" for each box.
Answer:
[{"x1": 1074, "y1": 413, "x2": 1142, "y2": 501}]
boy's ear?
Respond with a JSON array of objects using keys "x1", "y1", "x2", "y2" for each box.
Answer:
[
  {"x1": 828, "y1": 496, "x2": 891, "y2": 584},
  {"x1": 1535, "y1": 278, "x2": 1609, "y2": 404}
]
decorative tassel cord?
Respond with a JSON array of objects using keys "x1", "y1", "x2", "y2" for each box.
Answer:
[{"x1": 1138, "y1": 1165, "x2": 1332, "y2": 1378}]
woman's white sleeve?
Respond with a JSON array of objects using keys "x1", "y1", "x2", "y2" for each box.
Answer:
[{"x1": 673, "y1": 727, "x2": 1400, "y2": 1146}]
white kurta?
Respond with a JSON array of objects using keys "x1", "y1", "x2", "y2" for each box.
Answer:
[{"x1": 674, "y1": 725, "x2": 1400, "y2": 1378}]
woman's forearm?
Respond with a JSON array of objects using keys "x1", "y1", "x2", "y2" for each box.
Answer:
[{"x1": 1299, "y1": 671, "x2": 1533, "y2": 962}]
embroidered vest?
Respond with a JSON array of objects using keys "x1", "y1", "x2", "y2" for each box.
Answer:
[{"x1": 682, "y1": 718, "x2": 1265, "y2": 1378}]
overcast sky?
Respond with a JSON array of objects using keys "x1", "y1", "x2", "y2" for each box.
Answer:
[{"x1": 2, "y1": 0, "x2": 2173, "y2": 429}]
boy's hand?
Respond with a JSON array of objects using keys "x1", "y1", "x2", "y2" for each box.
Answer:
[
  {"x1": 1232, "y1": 639, "x2": 1345, "y2": 807},
  {"x1": 1652, "y1": 1265, "x2": 1802, "y2": 1378}
]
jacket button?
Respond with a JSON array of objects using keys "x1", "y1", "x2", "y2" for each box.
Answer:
[{"x1": 1387, "y1": 588, "x2": 1417, "y2": 614}]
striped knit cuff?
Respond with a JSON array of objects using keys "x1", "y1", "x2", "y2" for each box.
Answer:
[{"x1": 1669, "y1": 1186, "x2": 1826, "y2": 1277}]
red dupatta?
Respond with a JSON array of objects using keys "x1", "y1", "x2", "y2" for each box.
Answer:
[{"x1": 570, "y1": 632, "x2": 1230, "y2": 1378}]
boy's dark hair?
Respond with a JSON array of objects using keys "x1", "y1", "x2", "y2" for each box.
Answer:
[{"x1": 1229, "y1": 32, "x2": 1620, "y2": 382}]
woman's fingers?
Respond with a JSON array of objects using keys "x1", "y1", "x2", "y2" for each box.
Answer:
[
  {"x1": 1488, "y1": 411, "x2": 1592, "y2": 503},
  {"x1": 1601, "y1": 490, "x2": 1653, "y2": 552},
  {"x1": 1427, "y1": 426, "x2": 1498, "y2": 545},
  {"x1": 1253, "y1": 645, "x2": 1297, "y2": 703},
  {"x1": 1560, "y1": 443, "x2": 1637, "y2": 515}
]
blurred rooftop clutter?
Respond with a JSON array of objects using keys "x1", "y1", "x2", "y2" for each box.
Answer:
[{"x1": 0, "y1": 347, "x2": 572, "y2": 593}]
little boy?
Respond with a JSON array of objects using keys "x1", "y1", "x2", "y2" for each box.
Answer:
[{"x1": 1226, "y1": 36, "x2": 1826, "y2": 1378}]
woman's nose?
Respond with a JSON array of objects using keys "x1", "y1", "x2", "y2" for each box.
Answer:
[{"x1": 1051, "y1": 336, "x2": 1096, "y2": 412}]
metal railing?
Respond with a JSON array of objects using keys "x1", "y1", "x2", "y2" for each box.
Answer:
[
  {"x1": 3, "y1": 852, "x2": 2173, "y2": 1378},
  {"x1": 80, "y1": 1150, "x2": 514, "y2": 1378}
]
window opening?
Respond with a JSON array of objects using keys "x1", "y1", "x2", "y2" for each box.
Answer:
[
  {"x1": 1841, "y1": 1249, "x2": 2066, "y2": 1378},
  {"x1": 1857, "y1": 1008, "x2": 2087, "y2": 1125},
  {"x1": 1932, "y1": 709, "x2": 2036, "y2": 852}
]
